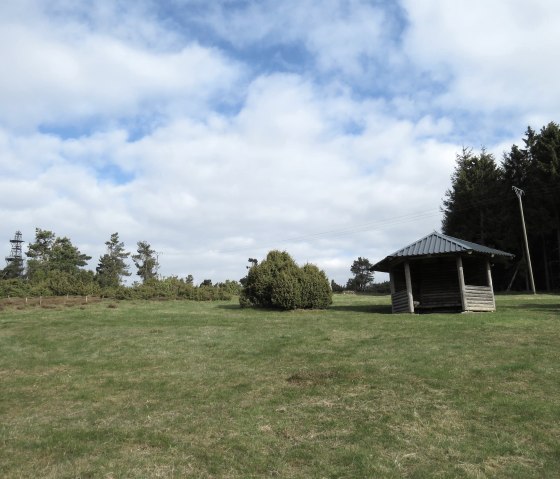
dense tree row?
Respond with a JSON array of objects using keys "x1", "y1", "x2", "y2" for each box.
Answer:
[{"x1": 442, "y1": 122, "x2": 560, "y2": 291}]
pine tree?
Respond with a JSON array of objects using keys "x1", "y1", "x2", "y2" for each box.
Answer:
[
  {"x1": 96, "y1": 233, "x2": 130, "y2": 288},
  {"x1": 50, "y1": 237, "x2": 91, "y2": 273},
  {"x1": 26, "y1": 229, "x2": 91, "y2": 280},
  {"x1": 132, "y1": 241, "x2": 158, "y2": 283},
  {"x1": 527, "y1": 122, "x2": 560, "y2": 289},
  {"x1": 349, "y1": 257, "x2": 374, "y2": 292},
  {"x1": 442, "y1": 147, "x2": 504, "y2": 247}
]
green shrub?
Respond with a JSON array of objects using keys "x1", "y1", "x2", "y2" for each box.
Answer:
[
  {"x1": 240, "y1": 250, "x2": 332, "y2": 310},
  {"x1": 300, "y1": 263, "x2": 332, "y2": 309},
  {"x1": 97, "y1": 277, "x2": 233, "y2": 301},
  {"x1": 216, "y1": 280, "x2": 242, "y2": 296},
  {"x1": 271, "y1": 271, "x2": 302, "y2": 310},
  {"x1": 0, "y1": 279, "x2": 31, "y2": 298}
]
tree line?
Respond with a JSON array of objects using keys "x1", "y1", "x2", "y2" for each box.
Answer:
[
  {"x1": 442, "y1": 121, "x2": 560, "y2": 291},
  {"x1": 1, "y1": 229, "x2": 241, "y2": 300},
  {"x1": 1, "y1": 226, "x2": 388, "y2": 302},
  {"x1": 8, "y1": 118, "x2": 554, "y2": 299}
]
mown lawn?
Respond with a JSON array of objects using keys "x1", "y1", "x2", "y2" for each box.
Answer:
[{"x1": 1, "y1": 294, "x2": 559, "y2": 478}]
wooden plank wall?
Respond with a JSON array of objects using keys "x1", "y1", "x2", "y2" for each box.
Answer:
[
  {"x1": 391, "y1": 290, "x2": 410, "y2": 313},
  {"x1": 464, "y1": 285, "x2": 495, "y2": 311}
]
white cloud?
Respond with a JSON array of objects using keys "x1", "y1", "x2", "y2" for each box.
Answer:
[
  {"x1": 0, "y1": 68, "x2": 460, "y2": 284},
  {"x1": 403, "y1": 0, "x2": 560, "y2": 123},
  {"x1": 200, "y1": 0, "x2": 400, "y2": 77},
  {"x1": 0, "y1": 4, "x2": 244, "y2": 129},
  {"x1": 2, "y1": 1, "x2": 557, "y2": 288}
]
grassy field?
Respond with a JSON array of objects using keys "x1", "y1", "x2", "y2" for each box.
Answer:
[{"x1": 1, "y1": 294, "x2": 559, "y2": 478}]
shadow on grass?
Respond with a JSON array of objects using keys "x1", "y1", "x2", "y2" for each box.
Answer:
[
  {"x1": 215, "y1": 304, "x2": 290, "y2": 313},
  {"x1": 216, "y1": 304, "x2": 242, "y2": 310},
  {"x1": 517, "y1": 303, "x2": 560, "y2": 313},
  {"x1": 329, "y1": 304, "x2": 392, "y2": 314},
  {"x1": 216, "y1": 304, "x2": 393, "y2": 314}
]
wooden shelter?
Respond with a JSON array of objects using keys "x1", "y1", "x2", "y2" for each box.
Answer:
[{"x1": 372, "y1": 232, "x2": 514, "y2": 313}]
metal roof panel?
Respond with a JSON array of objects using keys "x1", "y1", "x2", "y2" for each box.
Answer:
[{"x1": 372, "y1": 231, "x2": 514, "y2": 272}]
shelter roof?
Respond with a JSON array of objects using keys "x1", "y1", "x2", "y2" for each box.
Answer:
[{"x1": 373, "y1": 231, "x2": 514, "y2": 272}]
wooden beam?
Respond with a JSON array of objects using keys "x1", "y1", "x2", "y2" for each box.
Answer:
[
  {"x1": 389, "y1": 269, "x2": 395, "y2": 295},
  {"x1": 389, "y1": 268, "x2": 396, "y2": 313},
  {"x1": 456, "y1": 256, "x2": 466, "y2": 311},
  {"x1": 486, "y1": 259, "x2": 496, "y2": 310},
  {"x1": 404, "y1": 261, "x2": 414, "y2": 313}
]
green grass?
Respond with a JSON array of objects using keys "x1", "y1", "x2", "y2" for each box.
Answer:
[{"x1": 1, "y1": 294, "x2": 559, "y2": 478}]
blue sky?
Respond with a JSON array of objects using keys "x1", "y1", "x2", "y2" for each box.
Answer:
[{"x1": 1, "y1": 0, "x2": 559, "y2": 284}]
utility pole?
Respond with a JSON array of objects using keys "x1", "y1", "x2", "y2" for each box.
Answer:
[{"x1": 512, "y1": 186, "x2": 536, "y2": 294}]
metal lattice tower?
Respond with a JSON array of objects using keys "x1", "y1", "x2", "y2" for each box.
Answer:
[{"x1": 4, "y1": 230, "x2": 24, "y2": 278}]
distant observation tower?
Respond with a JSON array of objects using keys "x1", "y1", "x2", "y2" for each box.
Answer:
[{"x1": 4, "y1": 230, "x2": 24, "y2": 278}]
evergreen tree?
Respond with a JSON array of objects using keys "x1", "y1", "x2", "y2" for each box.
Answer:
[
  {"x1": 50, "y1": 237, "x2": 91, "y2": 273},
  {"x1": 26, "y1": 229, "x2": 91, "y2": 280},
  {"x1": 2, "y1": 259, "x2": 24, "y2": 279},
  {"x1": 442, "y1": 124, "x2": 560, "y2": 291},
  {"x1": 525, "y1": 122, "x2": 560, "y2": 289},
  {"x1": 349, "y1": 257, "x2": 374, "y2": 292},
  {"x1": 96, "y1": 233, "x2": 130, "y2": 288},
  {"x1": 531, "y1": 123, "x2": 560, "y2": 244},
  {"x1": 132, "y1": 241, "x2": 158, "y2": 283},
  {"x1": 501, "y1": 137, "x2": 544, "y2": 256},
  {"x1": 26, "y1": 229, "x2": 56, "y2": 279},
  {"x1": 442, "y1": 148, "x2": 504, "y2": 247}
]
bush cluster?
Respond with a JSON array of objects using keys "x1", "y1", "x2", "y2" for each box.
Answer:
[
  {"x1": 125, "y1": 278, "x2": 233, "y2": 301},
  {"x1": 0, "y1": 276, "x2": 235, "y2": 302},
  {"x1": 0, "y1": 271, "x2": 100, "y2": 298},
  {"x1": 240, "y1": 251, "x2": 332, "y2": 310}
]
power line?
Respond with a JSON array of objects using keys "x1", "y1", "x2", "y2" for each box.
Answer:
[
  {"x1": 211, "y1": 182, "x2": 560, "y2": 257},
  {"x1": 219, "y1": 208, "x2": 443, "y2": 255}
]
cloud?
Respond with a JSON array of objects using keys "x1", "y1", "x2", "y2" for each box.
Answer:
[
  {"x1": 1, "y1": 0, "x2": 557, "y2": 288},
  {"x1": 0, "y1": 2, "x2": 244, "y2": 130},
  {"x1": 402, "y1": 0, "x2": 560, "y2": 125},
  {"x1": 0, "y1": 67, "x2": 459, "y2": 284},
  {"x1": 194, "y1": 0, "x2": 405, "y2": 79}
]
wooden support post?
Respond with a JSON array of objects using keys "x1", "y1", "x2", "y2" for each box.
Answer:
[
  {"x1": 389, "y1": 269, "x2": 396, "y2": 314},
  {"x1": 456, "y1": 256, "x2": 466, "y2": 311},
  {"x1": 404, "y1": 261, "x2": 414, "y2": 313},
  {"x1": 486, "y1": 259, "x2": 495, "y2": 310}
]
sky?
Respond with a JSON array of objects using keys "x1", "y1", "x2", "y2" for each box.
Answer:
[{"x1": 1, "y1": 0, "x2": 560, "y2": 286}]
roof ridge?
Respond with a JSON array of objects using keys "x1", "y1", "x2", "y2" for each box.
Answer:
[
  {"x1": 392, "y1": 231, "x2": 471, "y2": 255},
  {"x1": 436, "y1": 232, "x2": 473, "y2": 250},
  {"x1": 373, "y1": 231, "x2": 514, "y2": 272}
]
